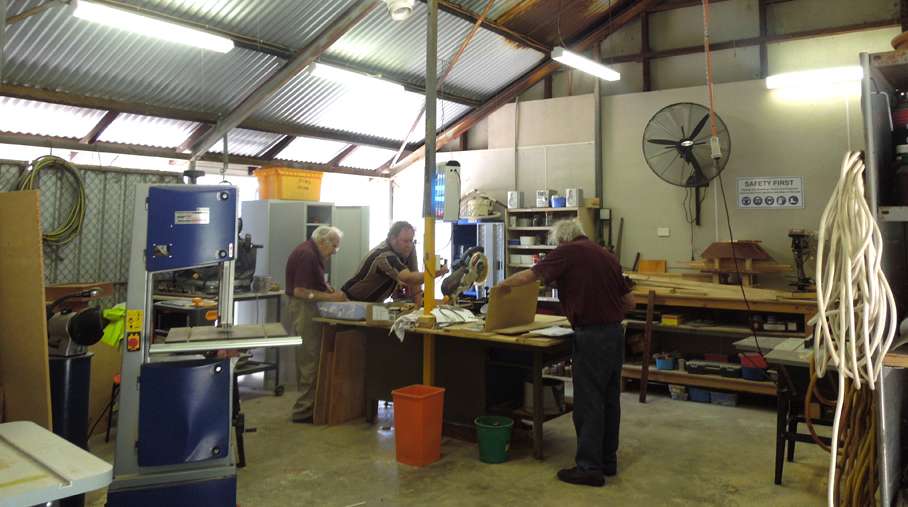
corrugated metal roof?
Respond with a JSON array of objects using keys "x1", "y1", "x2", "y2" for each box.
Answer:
[
  {"x1": 122, "y1": 0, "x2": 363, "y2": 51},
  {"x1": 327, "y1": 2, "x2": 546, "y2": 102},
  {"x1": 489, "y1": 0, "x2": 624, "y2": 47},
  {"x1": 0, "y1": 97, "x2": 106, "y2": 139},
  {"x1": 339, "y1": 146, "x2": 397, "y2": 170},
  {"x1": 276, "y1": 136, "x2": 350, "y2": 165},
  {"x1": 251, "y1": 71, "x2": 473, "y2": 143},
  {"x1": 206, "y1": 128, "x2": 284, "y2": 157},
  {"x1": 97, "y1": 113, "x2": 201, "y2": 148},
  {"x1": 446, "y1": 0, "x2": 527, "y2": 21},
  {"x1": 0, "y1": 0, "x2": 590, "y2": 169},
  {"x1": 4, "y1": 4, "x2": 280, "y2": 114}
]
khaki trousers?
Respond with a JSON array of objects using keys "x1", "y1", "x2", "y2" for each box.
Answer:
[{"x1": 288, "y1": 296, "x2": 324, "y2": 421}]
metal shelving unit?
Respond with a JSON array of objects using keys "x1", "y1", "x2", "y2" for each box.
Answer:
[{"x1": 860, "y1": 49, "x2": 908, "y2": 506}]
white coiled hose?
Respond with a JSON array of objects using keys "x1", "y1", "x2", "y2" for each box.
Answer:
[{"x1": 809, "y1": 151, "x2": 896, "y2": 506}]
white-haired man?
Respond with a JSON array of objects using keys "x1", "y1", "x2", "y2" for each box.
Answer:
[
  {"x1": 497, "y1": 219, "x2": 636, "y2": 487},
  {"x1": 286, "y1": 226, "x2": 348, "y2": 423}
]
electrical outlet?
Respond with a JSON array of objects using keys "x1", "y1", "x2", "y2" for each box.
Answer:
[{"x1": 657, "y1": 228, "x2": 670, "y2": 237}]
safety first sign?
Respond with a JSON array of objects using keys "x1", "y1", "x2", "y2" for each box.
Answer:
[{"x1": 736, "y1": 177, "x2": 804, "y2": 209}]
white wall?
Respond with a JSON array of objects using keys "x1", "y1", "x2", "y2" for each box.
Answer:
[{"x1": 604, "y1": 79, "x2": 863, "y2": 288}]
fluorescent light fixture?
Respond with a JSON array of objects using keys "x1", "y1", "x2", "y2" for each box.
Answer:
[
  {"x1": 71, "y1": 0, "x2": 233, "y2": 53},
  {"x1": 551, "y1": 46, "x2": 620, "y2": 81},
  {"x1": 308, "y1": 62, "x2": 405, "y2": 95},
  {"x1": 766, "y1": 66, "x2": 863, "y2": 89}
]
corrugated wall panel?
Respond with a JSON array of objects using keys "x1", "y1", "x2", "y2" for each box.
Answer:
[{"x1": 0, "y1": 160, "x2": 181, "y2": 309}]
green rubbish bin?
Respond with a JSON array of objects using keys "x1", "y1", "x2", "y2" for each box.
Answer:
[{"x1": 475, "y1": 416, "x2": 514, "y2": 464}]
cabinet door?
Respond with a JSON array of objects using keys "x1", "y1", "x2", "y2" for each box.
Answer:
[{"x1": 333, "y1": 206, "x2": 370, "y2": 288}]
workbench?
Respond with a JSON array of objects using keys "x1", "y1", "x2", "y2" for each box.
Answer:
[
  {"x1": 313, "y1": 314, "x2": 572, "y2": 461},
  {"x1": 0, "y1": 421, "x2": 112, "y2": 507},
  {"x1": 624, "y1": 289, "x2": 818, "y2": 402}
]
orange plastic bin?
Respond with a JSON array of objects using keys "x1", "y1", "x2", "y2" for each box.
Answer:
[{"x1": 392, "y1": 384, "x2": 445, "y2": 466}]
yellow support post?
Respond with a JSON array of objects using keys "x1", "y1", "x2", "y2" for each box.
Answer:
[{"x1": 424, "y1": 215, "x2": 436, "y2": 314}]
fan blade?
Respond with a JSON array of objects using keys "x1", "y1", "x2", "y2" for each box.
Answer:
[
  {"x1": 646, "y1": 139, "x2": 678, "y2": 145},
  {"x1": 690, "y1": 114, "x2": 710, "y2": 140}
]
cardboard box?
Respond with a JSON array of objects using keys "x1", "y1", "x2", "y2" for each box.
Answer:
[
  {"x1": 367, "y1": 302, "x2": 416, "y2": 325},
  {"x1": 661, "y1": 314, "x2": 688, "y2": 326}
]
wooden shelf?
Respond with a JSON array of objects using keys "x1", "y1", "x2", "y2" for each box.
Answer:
[
  {"x1": 621, "y1": 364, "x2": 776, "y2": 396},
  {"x1": 508, "y1": 245, "x2": 556, "y2": 250},
  {"x1": 623, "y1": 320, "x2": 803, "y2": 338},
  {"x1": 507, "y1": 207, "x2": 582, "y2": 213}
]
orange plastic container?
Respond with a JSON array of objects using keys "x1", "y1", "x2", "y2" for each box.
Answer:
[
  {"x1": 254, "y1": 165, "x2": 323, "y2": 201},
  {"x1": 392, "y1": 384, "x2": 445, "y2": 466}
]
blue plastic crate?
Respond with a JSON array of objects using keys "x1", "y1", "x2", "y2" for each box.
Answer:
[
  {"x1": 710, "y1": 391, "x2": 738, "y2": 407},
  {"x1": 689, "y1": 387, "x2": 711, "y2": 403}
]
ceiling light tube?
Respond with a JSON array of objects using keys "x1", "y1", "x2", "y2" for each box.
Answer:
[
  {"x1": 308, "y1": 62, "x2": 405, "y2": 95},
  {"x1": 551, "y1": 46, "x2": 620, "y2": 81},
  {"x1": 766, "y1": 66, "x2": 863, "y2": 89},
  {"x1": 71, "y1": 0, "x2": 234, "y2": 53}
]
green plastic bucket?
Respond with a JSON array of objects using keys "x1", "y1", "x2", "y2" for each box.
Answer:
[{"x1": 475, "y1": 416, "x2": 514, "y2": 464}]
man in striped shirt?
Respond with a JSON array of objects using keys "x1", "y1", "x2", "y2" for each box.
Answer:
[{"x1": 341, "y1": 221, "x2": 448, "y2": 307}]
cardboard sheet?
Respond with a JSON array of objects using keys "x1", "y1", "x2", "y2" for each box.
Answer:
[{"x1": 484, "y1": 282, "x2": 539, "y2": 332}]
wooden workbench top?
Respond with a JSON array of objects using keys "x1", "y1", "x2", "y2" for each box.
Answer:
[{"x1": 314, "y1": 314, "x2": 571, "y2": 348}]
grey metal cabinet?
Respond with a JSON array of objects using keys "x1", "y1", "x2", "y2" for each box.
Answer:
[{"x1": 238, "y1": 199, "x2": 369, "y2": 386}]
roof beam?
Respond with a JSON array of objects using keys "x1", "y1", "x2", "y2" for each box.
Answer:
[
  {"x1": 79, "y1": 110, "x2": 119, "y2": 144},
  {"x1": 391, "y1": 0, "x2": 663, "y2": 175},
  {"x1": 328, "y1": 145, "x2": 358, "y2": 167},
  {"x1": 258, "y1": 135, "x2": 296, "y2": 160},
  {"x1": 603, "y1": 18, "x2": 905, "y2": 65},
  {"x1": 419, "y1": 0, "x2": 550, "y2": 54},
  {"x1": 0, "y1": 132, "x2": 386, "y2": 178},
  {"x1": 187, "y1": 0, "x2": 382, "y2": 161},
  {"x1": 0, "y1": 84, "x2": 416, "y2": 152}
]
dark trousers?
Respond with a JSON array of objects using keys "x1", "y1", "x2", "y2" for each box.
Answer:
[{"x1": 572, "y1": 322, "x2": 625, "y2": 477}]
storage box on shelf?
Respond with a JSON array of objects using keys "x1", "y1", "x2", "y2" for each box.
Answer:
[{"x1": 620, "y1": 294, "x2": 817, "y2": 398}]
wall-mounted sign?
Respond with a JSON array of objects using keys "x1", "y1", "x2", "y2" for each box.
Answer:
[{"x1": 736, "y1": 177, "x2": 804, "y2": 209}]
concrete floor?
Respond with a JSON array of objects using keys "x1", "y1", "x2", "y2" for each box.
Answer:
[{"x1": 85, "y1": 386, "x2": 828, "y2": 507}]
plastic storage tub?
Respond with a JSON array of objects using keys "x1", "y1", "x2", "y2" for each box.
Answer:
[
  {"x1": 255, "y1": 166, "x2": 323, "y2": 201},
  {"x1": 655, "y1": 358, "x2": 675, "y2": 370},
  {"x1": 316, "y1": 301, "x2": 369, "y2": 320},
  {"x1": 689, "y1": 387, "x2": 711, "y2": 403},
  {"x1": 668, "y1": 384, "x2": 688, "y2": 401},
  {"x1": 710, "y1": 391, "x2": 738, "y2": 407}
]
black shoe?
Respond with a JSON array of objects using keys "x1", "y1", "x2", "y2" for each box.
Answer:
[
  {"x1": 604, "y1": 470, "x2": 617, "y2": 477},
  {"x1": 292, "y1": 416, "x2": 314, "y2": 424},
  {"x1": 557, "y1": 467, "x2": 605, "y2": 487}
]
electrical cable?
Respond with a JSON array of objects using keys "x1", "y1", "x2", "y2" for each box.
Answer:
[
  {"x1": 810, "y1": 151, "x2": 895, "y2": 507},
  {"x1": 14, "y1": 155, "x2": 86, "y2": 246}
]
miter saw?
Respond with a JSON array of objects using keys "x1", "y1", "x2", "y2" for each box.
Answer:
[{"x1": 441, "y1": 246, "x2": 490, "y2": 299}]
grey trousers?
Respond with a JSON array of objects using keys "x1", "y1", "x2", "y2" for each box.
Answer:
[{"x1": 288, "y1": 296, "x2": 324, "y2": 421}]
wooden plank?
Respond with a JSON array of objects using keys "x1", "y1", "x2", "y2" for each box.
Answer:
[
  {"x1": 637, "y1": 260, "x2": 666, "y2": 273},
  {"x1": 639, "y1": 291, "x2": 656, "y2": 403},
  {"x1": 313, "y1": 325, "x2": 336, "y2": 425},
  {"x1": 0, "y1": 190, "x2": 51, "y2": 428},
  {"x1": 493, "y1": 314, "x2": 568, "y2": 335},
  {"x1": 621, "y1": 364, "x2": 777, "y2": 396},
  {"x1": 327, "y1": 330, "x2": 367, "y2": 425}
]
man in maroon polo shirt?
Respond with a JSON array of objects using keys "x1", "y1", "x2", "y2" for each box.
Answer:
[
  {"x1": 497, "y1": 219, "x2": 636, "y2": 486},
  {"x1": 286, "y1": 226, "x2": 348, "y2": 423}
]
